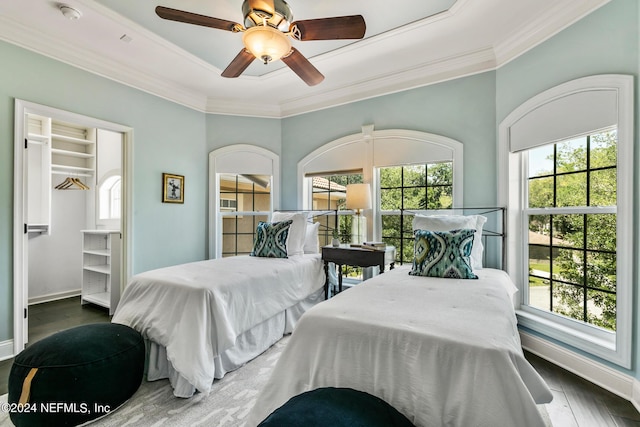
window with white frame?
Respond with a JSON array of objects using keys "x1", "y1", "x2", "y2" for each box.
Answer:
[
  {"x1": 219, "y1": 174, "x2": 271, "y2": 257},
  {"x1": 499, "y1": 75, "x2": 633, "y2": 367},
  {"x1": 208, "y1": 145, "x2": 279, "y2": 259},
  {"x1": 310, "y1": 171, "x2": 365, "y2": 281},
  {"x1": 525, "y1": 130, "x2": 617, "y2": 330},
  {"x1": 299, "y1": 127, "x2": 464, "y2": 264},
  {"x1": 98, "y1": 175, "x2": 121, "y2": 220},
  {"x1": 310, "y1": 172, "x2": 363, "y2": 244},
  {"x1": 379, "y1": 162, "x2": 453, "y2": 264}
]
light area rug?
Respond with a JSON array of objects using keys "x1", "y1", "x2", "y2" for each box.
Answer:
[
  {"x1": 89, "y1": 336, "x2": 290, "y2": 427},
  {"x1": 0, "y1": 335, "x2": 553, "y2": 427}
]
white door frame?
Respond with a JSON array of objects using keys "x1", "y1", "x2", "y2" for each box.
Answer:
[{"x1": 13, "y1": 99, "x2": 134, "y2": 355}]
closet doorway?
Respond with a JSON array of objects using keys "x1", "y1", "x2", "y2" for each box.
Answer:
[{"x1": 13, "y1": 100, "x2": 133, "y2": 354}]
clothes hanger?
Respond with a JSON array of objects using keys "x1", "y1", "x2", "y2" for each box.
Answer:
[
  {"x1": 55, "y1": 177, "x2": 73, "y2": 189},
  {"x1": 72, "y1": 177, "x2": 90, "y2": 190},
  {"x1": 55, "y1": 175, "x2": 90, "y2": 190}
]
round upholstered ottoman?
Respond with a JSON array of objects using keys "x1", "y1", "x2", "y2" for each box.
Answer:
[
  {"x1": 8, "y1": 323, "x2": 144, "y2": 427},
  {"x1": 258, "y1": 387, "x2": 415, "y2": 427}
]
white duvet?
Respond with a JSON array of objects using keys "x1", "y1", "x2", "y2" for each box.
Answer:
[
  {"x1": 112, "y1": 254, "x2": 324, "y2": 395},
  {"x1": 247, "y1": 266, "x2": 553, "y2": 427}
]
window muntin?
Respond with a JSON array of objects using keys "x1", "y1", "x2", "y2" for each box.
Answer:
[
  {"x1": 379, "y1": 162, "x2": 453, "y2": 264},
  {"x1": 219, "y1": 174, "x2": 271, "y2": 257},
  {"x1": 525, "y1": 130, "x2": 617, "y2": 331},
  {"x1": 311, "y1": 172, "x2": 364, "y2": 281},
  {"x1": 311, "y1": 173, "x2": 362, "y2": 245}
]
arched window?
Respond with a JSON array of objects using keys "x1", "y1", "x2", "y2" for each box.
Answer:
[
  {"x1": 298, "y1": 125, "x2": 464, "y2": 261},
  {"x1": 498, "y1": 74, "x2": 633, "y2": 368},
  {"x1": 99, "y1": 175, "x2": 121, "y2": 220},
  {"x1": 208, "y1": 145, "x2": 280, "y2": 258}
]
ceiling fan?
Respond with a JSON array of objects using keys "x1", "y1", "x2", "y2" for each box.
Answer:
[{"x1": 155, "y1": 0, "x2": 366, "y2": 86}]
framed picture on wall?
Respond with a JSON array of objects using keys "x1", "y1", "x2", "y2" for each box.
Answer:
[{"x1": 162, "y1": 173, "x2": 184, "y2": 203}]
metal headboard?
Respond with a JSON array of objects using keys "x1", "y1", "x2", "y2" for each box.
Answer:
[
  {"x1": 402, "y1": 207, "x2": 507, "y2": 270},
  {"x1": 274, "y1": 207, "x2": 507, "y2": 269}
]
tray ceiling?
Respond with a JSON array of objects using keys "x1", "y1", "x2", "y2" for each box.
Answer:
[{"x1": 0, "y1": 0, "x2": 609, "y2": 117}]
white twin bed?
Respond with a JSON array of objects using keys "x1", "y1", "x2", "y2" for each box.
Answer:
[
  {"x1": 246, "y1": 265, "x2": 553, "y2": 426},
  {"x1": 112, "y1": 211, "x2": 325, "y2": 397},
  {"x1": 112, "y1": 254, "x2": 324, "y2": 397},
  {"x1": 244, "y1": 210, "x2": 553, "y2": 426}
]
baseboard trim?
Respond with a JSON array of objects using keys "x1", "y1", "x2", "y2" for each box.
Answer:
[
  {"x1": 0, "y1": 339, "x2": 14, "y2": 361},
  {"x1": 520, "y1": 331, "x2": 640, "y2": 412},
  {"x1": 28, "y1": 289, "x2": 81, "y2": 305}
]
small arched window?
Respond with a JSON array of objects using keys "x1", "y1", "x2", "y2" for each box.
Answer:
[{"x1": 99, "y1": 175, "x2": 121, "y2": 219}]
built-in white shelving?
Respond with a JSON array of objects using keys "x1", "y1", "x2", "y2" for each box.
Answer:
[
  {"x1": 81, "y1": 230, "x2": 121, "y2": 315},
  {"x1": 25, "y1": 115, "x2": 97, "y2": 234}
]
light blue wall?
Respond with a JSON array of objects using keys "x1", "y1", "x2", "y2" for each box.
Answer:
[
  {"x1": 0, "y1": 41, "x2": 209, "y2": 343},
  {"x1": 206, "y1": 114, "x2": 281, "y2": 155},
  {"x1": 280, "y1": 72, "x2": 497, "y2": 209},
  {"x1": 496, "y1": 0, "x2": 639, "y2": 376},
  {"x1": 496, "y1": 0, "x2": 638, "y2": 122}
]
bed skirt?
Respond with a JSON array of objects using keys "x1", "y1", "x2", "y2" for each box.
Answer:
[{"x1": 145, "y1": 287, "x2": 324, "y2": 397}]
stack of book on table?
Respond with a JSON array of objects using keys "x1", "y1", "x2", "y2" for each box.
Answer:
[{"x1": 361, "y1": 242, "x2": 386, "y2": 251}]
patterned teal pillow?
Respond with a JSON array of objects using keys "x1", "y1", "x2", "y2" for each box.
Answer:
[
  {"x1": 409, "y1": 228, "x2": 477, "y2": 279},
  {"x1": 251, "y1": 220, "x2": 293, "y2": 258}
]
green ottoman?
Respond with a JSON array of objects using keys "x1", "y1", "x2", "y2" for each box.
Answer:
[
  {"x1": 8, "y1": 323, "x2": 144, "y2": 427},
  {"x1": 258, "y1": 387, "x2": 415, "y2": 427}
]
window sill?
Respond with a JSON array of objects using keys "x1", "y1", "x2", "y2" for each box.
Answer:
[{"x1": 515, "y1": 308, "x2": 628, "y2": 368}]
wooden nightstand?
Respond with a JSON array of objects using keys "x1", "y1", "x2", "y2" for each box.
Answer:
[{"x1": 321, "y1": 244, "x2": 396, "y2": 299}]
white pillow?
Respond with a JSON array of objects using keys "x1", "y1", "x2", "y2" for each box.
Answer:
[
  {"x1": 303, "y1": 222, "x2": 321, "y2": 254},
  {"x1": 272, "y1": 211, "x2": 308, "y2": 256},
  {"x1": 412, "y1": 214, "x2": 487, "y2": 270}
]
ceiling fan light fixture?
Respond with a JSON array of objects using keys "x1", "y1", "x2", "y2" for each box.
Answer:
[{"x1": 242, "y1": 25, "x2": 291, "y2": 64}]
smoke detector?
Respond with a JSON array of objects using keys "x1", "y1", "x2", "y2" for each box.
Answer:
[{"x1": 59, "y1": 4, "x2": 82, "y2": 20}]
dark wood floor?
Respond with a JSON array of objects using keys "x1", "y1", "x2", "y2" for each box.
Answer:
[
  {"x1": 525, "y1": 352, "x2": 640, "y2": 426},
  {"x1": 0, "y1": 297, "x2": 111, "y2": 396},
  {"x1": 1, "y1": 298, "x2": 639, "y2": 427}
]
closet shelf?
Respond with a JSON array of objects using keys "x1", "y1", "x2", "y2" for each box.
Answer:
[
  {"x1": 82, "y1": 292, "x2": 110, "y2": 309},
  {"x1": 51, "y1": 148, "x2": 94, "y2": 159},
  {"x1": 26, "y1": 224, "x2": 49, "y2": 233},
  {"x1": 83, "y1": 248, "x2": 111, "y2": 256},
  {"x1": 83, "y1": 264, "x2": 111, "y2": 275},
  {"x1": 52, "y1": 164, "x2": 95, "y2": 173},
  {"x1": 27, "y1": 133, "x2": 49, "y2": 143},
  {"x1": 51, "y1": 133, "x2": 94, "y2": 145}
]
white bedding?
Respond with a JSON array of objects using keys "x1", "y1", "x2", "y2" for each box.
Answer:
[
  {"x1": 246, "y1": 266, "x2": 553, "y2": 427},
  {"x1": 112, "y1": 254, "x2": 324, "y2": 396}
]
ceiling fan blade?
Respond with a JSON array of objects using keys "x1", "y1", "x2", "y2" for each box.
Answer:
[
  {"x1": 221, "y1": 49, "x2": 256, "y2": 78},
  {"x1": 281, "y1": 48, "x2": 324, "y2": 86},
  {"x1": 155, "y1": 6, "x2": 242, "y2": 32},
  {"x1": 291, "y1": 15, "x2": 366, "y2": 41}
]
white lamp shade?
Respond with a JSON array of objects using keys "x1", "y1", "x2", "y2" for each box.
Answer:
[
  {"x1": 346, "y1": 183, "x2": 372, "y2": 211},
  {"x1": 242, "y1": 26, "x2": 291, "y2": 63}
]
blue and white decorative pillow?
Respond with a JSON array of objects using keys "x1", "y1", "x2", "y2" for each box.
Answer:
[
  {"x1": 409, "y1": 228, "x2": 477, "y2": 279},
  {"x1": 251, "y1": 220, "x2": 293, "y2": 258}
]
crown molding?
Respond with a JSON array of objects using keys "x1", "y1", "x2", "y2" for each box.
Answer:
[
  {"x1": 0, "y1": 15, "x2": 209, "y2": 112},
  {"x1": 205, "y1": 98, "x2": 283, "y2": 118},
  {"x1": 204, "y1": 47, "x2": 496, "y2": 118},
  {"x1": 277, "y1": 47, "x2": 497, "y2": 118},
  {"x1": 493, "y1": 0, "x2": 610, "y2": 66}
]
